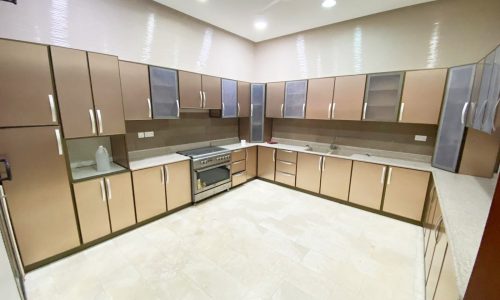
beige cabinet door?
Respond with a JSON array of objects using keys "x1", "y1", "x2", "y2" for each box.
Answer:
[
  {"x1": 87, "y1": 52, "x2": 126, "y2": 136},
  {"x1": 179, "y1": 71, "x2": 203, "y2": 108},
  {"x1": 51, "y1": 46, "x2": 96, "y2": 139},
  {"x1": 426, "y1": 225, "x2": 448, "y2": 300},
  {"x1": 266, "y1": 82, "x2": 285, "y2": 118},
  {"x1": 246, "y1": 147, "x2": 257, "y2": 179},
  {"x1": 119, "y1": 61, "x2": 151, "y2": 120},
  {"x1": 349, "y1": 161, "x2": 386, "y2": 210},
  {"x1": 424, "y1": 185, "x2": 439, "y2": 255},
  {"x1": 231, "y1": 160, "x2": 246, "y2": 174},
  {"x1": 332, "y1": 75, "x2": 366, "y2": 120},
  {"x1": 433, "y1": 248, "x2": 460, "y2": 300},
  {"x1": 382, "y1": 167, "x2": 430, "y2": 221},
  {"x1": 306, "y1": 78, "x2": 335, "y2": 120},
  {"x1": 232, "y1": 172, "x2": 247, "y2": 187},
  {"x1": 238, "y1": 81, "x2": 251, "y2": 117},
  {"x1": 132, "y1": 166, "x2": 167, "y2": 222},
  {"x1": 74, "y1": 178, "x2": 111, "y2": 243},
  {"x1": 257, "y1": 147, "x2": 276, "y2": 181},
  {"x1": 276, "y1": 150, "x2": 297, "y2": 163},
  {"x1": 296, "y1": 153, "x2": 322, "y2": 193},
  {"x1": 320, "y1": 157, "x2": 352, "y2": 201},
  {"x1": 400, "y1": 69, "x2": 447, "y2": 124},
  {"x1": 106, "y1": 173, "x2": 136, "y2": 232},
  {"x1": 275, "y1": 172, "x2": 296, "y2": 186},
  {"x1": 0, "y1": 127, "x2": 80, "y2": 266},
  {"x1": 202, "y1": 75, "x2": 221, "y2": 109},
  {"x1": 165, "y1": 161, "x2": 192, "y2": 211},
  {"x1": 0, "y1": 40, "x2": 57, "y2": 127},
  {"x1": 425, "y1": 204, "x2": 442, "y2": 279},
  {"x1": 231, "y1": 149, "x2": 246, "y2": 162}
]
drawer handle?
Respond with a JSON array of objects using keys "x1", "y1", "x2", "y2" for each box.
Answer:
[
  {"x1": 281, "y1": 150, "x2": 294, "y2": 153},
  {"x1": 278, "y1": 172, "x2": 294, "y2": 177},
  {"x1": 233, "y1": 172, "x2": 245, "y2": 177},
  {"x1": 280, "y1": 161, "x2": 294, "y2": 165}
]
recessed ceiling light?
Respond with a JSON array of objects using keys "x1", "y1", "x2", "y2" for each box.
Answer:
[
  {"x1": 254, "y1": 20, "x2": 268, "y2": 30},
  {"x1": 322, "y1": 0, "x2": 337, "y2": 8}
]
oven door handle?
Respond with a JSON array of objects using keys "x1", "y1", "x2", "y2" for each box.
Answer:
[{"x1": 195, "y1": 163, "x2": 230, "y2": 173}]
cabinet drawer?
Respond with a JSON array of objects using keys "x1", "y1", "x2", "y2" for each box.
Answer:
[
  {"x1": 276, "y1": 150, "x2": 297, "y2": 163},
  {"x1": 275, "y1": 171, "x2": 296, "y2": 187},
  {"x1": 231, "y1": 149, "x2": 246, "y2": 162},
  {"x1": 231, "y1": 160, "x2": 246, "y2": 174},
  {"x1": 232, "y1": 172, "x2": 247, "y2": 187},
  {"x1": 276, "y1": 160, "x2": 296, "y2": 175}
]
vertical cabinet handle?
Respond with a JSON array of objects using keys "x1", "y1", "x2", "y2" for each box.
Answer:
[
  {"x1": 399, "y1": 103, "x2": 405, "y2": 121},
  {"x1": 322, "y1": 156, "x2": 326, "y2": 171},
  {"x1": 96, "y1": 109, "x2": 103, "y2": 134},
  {"x1": 105, "y1": 178, "x2": 112, "y2": 200},
  {"x1": 203, "y1": 91, "x2": 207, "y2": 107},
  {"x1": 251, "y1": 104, "x2": 254, "y2": 117},
  {"x1": 160, "y1": 167, "x2": 165, "y2": 184},
  {"x1": 387, "y1": 167, "x2": 393, "y2": 184},
  {"x1": 328, "y1": 103, "x2": 332, "y2": 119},
  {"x1": 222, "y1": 103, "x2": 225, "y2": 115},
  {"x1": 362, "y1": 103, "x2": 367, "y2": 120},
  {"x1": 461, "y1": 102, "x2": 469, "y2": 125},
  {"x1": 491, "y1": 98, "x2": 500, "y2": 132},
  {"x1": 237, "y1": 103, "x2": 241, "y2": 117},
  {"x1": 55, "y1": 129, "x2": 63, "y2": 156},
  {"x1": 245, "y1": 149, "x2": 248, "y2": 160},
  {"x1": 89, "y1": 109, "x2": 96, "y2": 134},
  {"x1": 0, "y1": 186, "x2": 25, "y2": 278},
  {"x1": 302, "y1": 103, "x2": 305, "y2": 117},
  {"x1": 380, "y1": 166, "x2": 386, "y2": 184},
  {"x1": 176, "y1": 99, "x2": 180, "y2": 118},
  {"x1": 165, "y1": 165, "x2": 170, "y2": 184},
  {"x1": 199, "y1": 91, "x2": 203, "y2": 108},
  {"x1": 280, "y1": 104, "x2": 284, "y2": 117},
  {"x1": 318, "y1": 156, "x2": 323, "y2": 172},
  {"x1": 48, "y1": 94, "x2": 57, "y2": 123},
  {"x1": 99, "y1": 179, "x2": 106, "y2": 202},
  {"x1": 272, "y1": 149, "x2": 276, "y2": 162},
  {"x1": 147, "y1": 98, "x2": 152, "y2": 118},
  {"x1": 332, "y1": 103, "x2": 336, "y2": 119}
]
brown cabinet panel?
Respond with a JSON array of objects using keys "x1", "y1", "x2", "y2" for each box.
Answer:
[
  {"x1": 276, "y1": 160, "x2": 296, "y2": 175},
  {"x1": 349, "y1": 161, "x2": 385, "y2": 210},
  {"x1": 426, "y1": 224, "x2": 448, "y2": 300},
  {"x1": 400, "y1": 69, "x2": 447, "y2": 124},
  {"x1": 257, "y1": 147, "x2": 275, "y2": 181},
  {"x1": 106, "y1": 173, "x2": 136, "y2": 232},
  {"x1": 382, "y1": 167, "x2": 430, "y2": 221},
  {"x1": 425, "y1": 203, "x2": 442, "y2": 278},
  {"x1": 424, "y1": 185, "x2": 438, "y2": 255},
  {"x1": 132, "y1": 166, "x2": 167, "y2": 222},
  {"x1": 179, "y1": 71, "x2": 202, "y2": 108},
  {"x1": 165, "y1": 160, "x2": 192, "y2": 211},
  {"x1": 202, "y1": 75, "x2": 221, "y2": 109},
  {"x1": 51, "y1": 46, "x2": 96, "y2": 138},
  {"x1": 332, "y1": 75, "x2": 366, "y2": 120},
  {"x1": 238, "y1": 81, "x2": 251, "y2": 117},
  {"x1": 0, "y1": 40, "x2": 57, "y2": 127},
  {"x1": 1, "y1": 127, "x2": 80, "y2": 266},
  {"x1": 232, "y1": 172, "x2": 247, "y2": 187},
  {"x1": 231, "y1": 149, "x2": 246, "y2": 162},
  {"x1": 276, "y1": 150, "x2": 297, "y2": 163},
  {"x1": 119, "y1": 61, "x2": 151, "y2": 120},
  {"x1": 245, "y1": 147, "x2": 257, "y2": 179},
  {"x1": 266, "y1": 82, "x2": 285, "y2": 118},
  {"x1": 306, "y1": 78, "x2": 335, "y2": 120},
  {"x1": 87, "y1": 52, "x2": 126, "y2": 136},
  {"x1": 320, "y1": 157, "x2": 352, "y2": 201},
  {"x1": 275, "y1": 171, "x2": 296, "y2": 187},
  {"x1": 296, "y1": 153, "x2": 322, "y2": 193},
  {"x1": 73, "y1": 178, "x2": 111, "y2": 243},
  {"x1": 433, "y1": 248, "x2": 460, "y2": 300},
  {"x1": 231, "y1": 160, "x2": 246, "y2": 174}
]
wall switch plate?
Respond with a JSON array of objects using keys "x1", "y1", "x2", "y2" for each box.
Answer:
[
  {"x1": 138, "y1": 132, "x2": 145, "y2": 138},
  {"x1": 145, "y1": 131, "x2": 155, "y2": 138},
  {"x1": 415, "y1": 135, "x2": 427, "y2": 142}
]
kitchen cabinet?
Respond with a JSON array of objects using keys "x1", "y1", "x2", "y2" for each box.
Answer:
[
  {"x1": 119, "y1": 61, "x2": 152, "y2": 120},
  {"x1": 165, "y1": 160, "x2": 192, "y2": 211},
  {"x1": 481, "y1": 46, "x2": 500, "y2": 134},
  {"x1": 466, "y1": 59, "x2": 485, "y2": 128},
  {"x1": 202, "y1": 75, "x2": 222, "y2": 109},
  {"x1": 258, "y1": 147, "x2": 275, "y2": 181},
  {"x1": 0, "y1": 40, "x2": 57, "y2": 127},
  {"x1": 231, "y1": 149, "x2": 247, "y2": 187},
  {"x1": 320, "y1": 157, "x2": 352, "y2": 201},
  {"x1": 132, "y1": 166, "x2": 167, "y2": 222},
  {"x1": 284, "y1": 80, "x2": 308, "y2": 118},
  {"x1": 296, "y1": 153, "x2": 322, "y2": 193},
  {"x1": 363, "y1": 72, "x2": 404, "y2": 122},
  {"x1": 231, "y1": 149, "x2": 246, "y2": 162},
  {"x1": 426, "y1": 221, "x2": 448, "y2": 299},
  {"x1": 237, "y1": 81, "x2": 251, "y2": 117},
  {"x1": 231, "y1": 160, "x2": 246, "y2": 174},
  {"x1": 246, "y1": 147, "x2": 257, "y2": 179},
  {"x1": 178, "y1": 71, "x2": 221, "y2": 109},
  {"x1": 275, "y1": 150, "x2": 297, "y2": 187},
  {"x1": 433, "y1": 248, "x2": 460, "y2": 300},
  {"x1": 425, "y1": 203, "x2": 442, "y2": 278},
  {"x1": 306, "y1": 78, "x2": 335, "y2": 120},
  {"x1": 251, "y1": 84, "x2": 266, "y2": 142},
  {"x1": 149, "y1": 66, "x2": 180, "y2": 119},
  {"x1": 275, "y1": 171, "x2": 296, "y2": 186},
  {"x1": 106, "y1": 173, "x2": 136, "y2": 232},
  {"x1": 222, "y1": 79, "x2": 238, "y2": 118},
  {"x1": 332, "y1": 75, "x2": 366, "y2": 120},
  {"x1": 0, "y1": 127, "x2": 80, "y2": 266},
  {"x1": 382, "y1": 167, "x2": 430, "y2": 221},
  {"x1": 266, "y1": 82, "x2": 285, "y2": 118},
  {"x1": 276, "y1": 150, "x2": 297, "y2": 163},
  {"x1": 424, "y1": 184, "x2": 439, "y2": 255},
  {"x1": 87, "y1": 52, "x2": 126, "y2": 136},
  {"x1": 232, "y1": 172, "x2": 247, "y2": 187},
  {"x1": 400, "y1": 69, "x2": 447, "y2": 124},
  {"x1": 433, "y1": 64, "x2": 476, "y2": 172},
  {"x1": 349, "y1": 161, "x2": 386, "y2": 210},
  {"x1": 468, "y1": 52, "x2": 496, "y2": 130},
  {"x1": 276, "y1": 160, "x2": 296, "y2": 175}
]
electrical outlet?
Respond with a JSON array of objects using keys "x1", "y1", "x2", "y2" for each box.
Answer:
[
  {"x1": 415, "y1": 135, "x2": 427, "y2": 142},
  {"x1": 137, "y1": 132, "x2": 145, "y2": 138},
  {"x1": 145, "y1": 131, "x2": 155, "y2": 138}
]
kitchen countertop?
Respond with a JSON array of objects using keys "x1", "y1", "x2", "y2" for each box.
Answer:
[
  {"x1": 128, "y1": 153, "x2": 190, "y2": 171},
  {"x1": 71, "y1": 162, "x2": 128, "y2": 181}
]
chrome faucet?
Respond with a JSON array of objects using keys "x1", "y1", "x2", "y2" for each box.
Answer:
[
  {"x1": 305, "y1": 144, "x2": 312, "y2": 151},
  {"x1": 330, "y1": 136, "x2": 338, "y2": 150}
]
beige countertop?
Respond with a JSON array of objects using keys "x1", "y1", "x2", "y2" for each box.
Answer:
[
  {"x1": 128, "y1": 153, "x2": 190, "y2": 171},
  {"x1": 71, "y1": 162, "x2": 128, "y2": 181}
]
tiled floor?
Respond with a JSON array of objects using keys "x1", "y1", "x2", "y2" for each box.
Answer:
[{"x1": 26, "y1": 179, "x2": 425, "y2": 300}]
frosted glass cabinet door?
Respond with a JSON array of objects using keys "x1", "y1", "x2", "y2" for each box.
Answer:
[
  {"x1": 250, "y1": 83, "x2": 265, "y2": 142},
  {"x1": 472, "y1": 50, "x2": 496, "y2": 130},
  {"x1": 481, "y1": 46, "x2": 500, "y2": 134},
  {"x1": 221, "y1": 79, "x2": 237, "y2": 118},
  {"x1": 149, "y1": 66, "x2": 180, "y2": 119},
  {"x1": 432, "y1": 65, "x2": 475, "y2": 172},
  {"x1": 284, "y1": 80, "x2": 307, "y2": 118},
  {"x1": 363, "y1": 72, "x2": 403, "y2": 122}
]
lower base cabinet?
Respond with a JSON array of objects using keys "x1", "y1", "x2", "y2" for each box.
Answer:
[
  {"x1": 165, "y1": 160, "x2": 192, "y2": 210},
  {"x1": 106, "y1": 173, "x2": 136, "y2": 231},
  {"x1": 296, "y1": 153, "x2": 322, "y2": 193},
  {"x1": 320, "y1": 157, "x2": 352, "y2": 201},
  {"x1": 349, "y1": 161, "x2": 386, "y2": 209},
  {"x1": 232, "y1": 172, "x2": 247, "y2": 187},
  {"x1": 258, "y1": 147, "x2": 275, "y2": 181},
  {"x1": 275, "y1": 171, "x2": 296, "y2": 186},
  {"x1": 433, "y1": 249, "x2": 460, "y2": 299},
  {"x1": 133, "y1": 166, "x2": 167, "y2": 222},
  {"x1": 246, "y1": 147, "x2": 257, "y2": 179}
]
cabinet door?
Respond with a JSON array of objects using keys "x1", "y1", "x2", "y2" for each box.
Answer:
[
  {"x1": 433, "y1": 248, "x2": 460, "y2": 300},
  {"x1": 74, "y1": 178, "x2": 111, "y2": 243},
  {"x1": 106, "y1": 173, "x2": 136, "y2": 232},
  {"x1": 251, "y1": 84, "x2": 266, "y2": 142},
  {"x1": 165, "y1": 160, "x2": 192, "y2": 211},
  {"x1": 238, "y1": 81, "x2": 251, "y2": 117},
  {"x1": 87, "y1": 52, "x2": 126, "y2": 136},
  {"x1": 382, "y1": 167, "x2": 430, "y2": 221},
  {"x1": 257, "y1": 147, "x2": 275, "y2": 181},
  {"x1": 349, "y1": 161, "x2": 386, "y2": 210},
  {"x1": 0, "y1": 40, "x2": 57, "y2": 127},
  {"x1": 120, "y1": 61, "x2": 151, "y2": 120},
  {"x1": 296, "y1": 153, "x2": 322, "y2": 193},
  {"x1": 231, "y1": 149, "x2": 246, "y2": 162},
  {"x1": 266, "y1": 82, "x2": 285, "y2": 118},
  {"x1": 149, "y1": 66, "x2": 180, "y2": 119},
  {"x1": 179, "y1": 71, "x2": 202, "y2": 108},
  {"x1": 0, "y1": 127, "x2": 80, "y2": 266},
  {"x1": 284, "y1": 80, "x2": 308, "y2": 118},
  {"x1": 320, "y1": 157, "x2": 352, "y2": 201},
  {"x1": 306, "y1": 78, "x2": 334, "y2": 120},
  {"x1": 400, "y1": 69, "x2": 447, "y2": 124},
  {"x1": 333, "y1": 75, "x2": 366, "y2": 120},
  {"x1": 426, "y1": 225, "x2": 448, "y2": 300},
  {"x1": 202, "y1": 75, "x2": 221, "y2": 109},
  {"x1": 471, "y1": 51, "x2": 495, "y2": 130},
  {"x1": 132, "y1": 166, "x2": 167, "y2": 222},
  {"x1": 425, "y1": 204, "x2": 442, "y2": 278},
  {"x1": 363, "y1": 72, "x2": 404, "y2": 122},
  {"x1": 424, "y1": 185, "x2": 438, "y2": 255},
  {"x1": 246, "y1": 147, "x2": 257, "y2": 179},
  {"x1": 432, "y1": 65, "x2": 475, "y2": 172},
  {"x1": 222, "y1": 79, "x2": 237, "y2": 118},
  {"x1": 481, "y1": 46, "x2": 500, "y2": 134}
]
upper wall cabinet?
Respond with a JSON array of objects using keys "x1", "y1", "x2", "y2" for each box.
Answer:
[
  {"x1": 400, "y1": 69, "x2": 447, "y2": 124},
  {"x1": 250, "y1": 83, "x2": 266, "y2": 142},
  {"x1": 284, "y1": 80, "x2": 308, "y2": 118},
  {"x1": 237, "y1": 81, "x2": 251, "y2": 117},
  {"x1": 0, "y1": 40, "x2": 58, "y2": 127},
  {"x1": 363, "y1": 72, "x2": 404, "y2": 122},
  {"x1": 119, "y1": 61, "x2": 152, "y2": 120},
  {"x1": 221, "y1": 79, "x2": 238, "y2": 118},
  {"x1": 178, "y1": 71, "x2": 221, "y2": 109},
  {"x1": 306, "y1": 77, "x2": 335, "y2": 120},
  {"x1": 266, "y1": 82, "x2": 285, "y2": 118},
  {"x1": 332, "y1": 75, "x2": 366, "y2": 121},
  {"x1": 202, "y1": 75, "x2": 222, "y2": 109},
  {"x1": 469, "y1": 50, "x2": 495, "y2": 130},
  {"x1": 149, "y1": 66, "x2": 180, "y2": 119},
  {"x1": 480, "y1": 46, "x2": 500, "y2": 134}
]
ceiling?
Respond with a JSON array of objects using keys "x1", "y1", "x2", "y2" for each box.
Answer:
[{"x1": 153, "y1": 0, "x2": 435, "y2": 42}]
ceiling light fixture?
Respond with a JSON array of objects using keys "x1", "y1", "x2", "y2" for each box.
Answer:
[
  {"x1": 321, "y1": 0, "x2": 337, "y2": 8},
  {"x1": 254, "y1": 20, "x2": 268, "y2": 30}
]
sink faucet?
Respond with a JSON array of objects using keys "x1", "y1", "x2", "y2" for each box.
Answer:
[
  {"x1": 330, "y1": 137, "x2": 338, "y2": 150},
  {"x1": 305, "y1": 144, "x2": 312, "y2": 151}
]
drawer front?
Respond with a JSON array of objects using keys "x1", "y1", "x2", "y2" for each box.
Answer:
[
  {"x1": 232, "y1": 172, "x2": 247, "y2": 187},
  {"x1": 276, "y1": 150, "x2": 297, "y2": 163},
  {"x1": 231, "y1": 149, "x2": 246, "y2": 162},
  {"x1": 275, "y1": 171, "x2": 296, "y2": 186},
  {"x1": 276, "y1": 160, "x2": 296, "y2": 175},
  {"x1": 231, "y1": 160, "x2": 246, "y2": 174}
]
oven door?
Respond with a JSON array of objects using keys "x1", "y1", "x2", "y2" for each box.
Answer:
[{"x1": 194, "y1": 163, "x2": 231, "y2": 194}]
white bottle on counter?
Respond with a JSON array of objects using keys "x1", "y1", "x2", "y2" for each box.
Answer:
[{"x1": 95, "y1": 145, "x2": 110, "y2": 172}]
